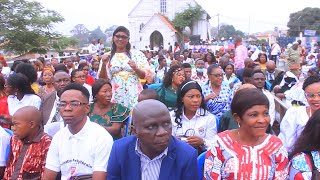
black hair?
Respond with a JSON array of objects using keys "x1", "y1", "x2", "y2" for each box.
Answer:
[
  {"x1": 231, "y1": 88, "x2": 269, "y2": 118},
  {"x1": 162, "y1": 65, "x2": 182, "y2": 88},
  {"x1": 15, "y1": 63, "x2": 38, "y2": 83},
  {"x1": 138, "y1": 89, "x2": 160, "y2": 101},
  {"x1": 7, "y1": 73, "x2": 35, "y2": 94},
  {"x1": 70, "y1": 69, "x2": 83, "y2": 83},
  {"x1": 303, "y1": 75, "x2": 320, "y2": 91},
  {"x1": 289, "y1": 109, "x2": 320, "y2": 159},
  {"x1": 92, "y1": 79, "x2": 112, "y2": 99},
  {"x1": 54, "y1": 63, "x2": 69, "y2": 74},
  {"x1": 91, "y1": 60, "x2": 99, "y2": 66},
  {"x1": 204, "y1": 52, "x2": 217, "y2": 64},
  {"x1": 78, "y1": 63, "x2": 89, "y2": 70},
  {"x1": 256, "y1": 53, "x2": 268, "y2": 63},
  {"x1": 174, "y1": 80, "x2": 207, "y2": 128},
  {"x1": 110, "y1": 26, "x2": 131, "y2": 60},
  {"x1": 0, "y1": 74, "x2": 5, "y2": 91},
  {"x1": 207, "y1": 64, "x2": 220, "y2": 75},
  {"x1": 251, "y1": 70, "x2": 265, "y2": 77},
  {"x1": 11, "y1": 61, "x2": 23, "y2": 72},
  {"x1": 222, "y1": 62, "x2": 234, "y2": 72},
  {"x1": 157, "y1": 55, "x2": 166, "y2": 64},
  {"x1": 181, "y1": 63, "x2": 191, "y2": 69},
  {"x1": 62, "y1": 83, "x2": 90, "y2": 102}
]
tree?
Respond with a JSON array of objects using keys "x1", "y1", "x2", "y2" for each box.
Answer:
[
  {"x1": 218, "y1": 25, "x2": 245, "y2": 39},
  {"x1": 287, "y1": 7, "x2": 320, "y2": 36},
  {"x1": 172, "y1": 5, "x2": 205, "y2": 33},
  {"x1": 70, "y1": 24, "x2": 89, "y2": 47},
  {"x1": 88, "y1": 26, "x2": 106, "y2": 43},
  {"x1": 0, "y1": 0, "x2": 64, "y2": 54},
  {"x1": 52, "y1": 36, "x2": 79, "y2": 52}
]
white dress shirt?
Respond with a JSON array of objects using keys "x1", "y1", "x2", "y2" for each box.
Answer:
[{"x1": 170, "y1": 108, "x2": 217, "y2": 150}]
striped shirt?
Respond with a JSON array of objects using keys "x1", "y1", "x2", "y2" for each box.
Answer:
[{"x1": 135, "y1": 139, "x2": 168, "y2": 180}]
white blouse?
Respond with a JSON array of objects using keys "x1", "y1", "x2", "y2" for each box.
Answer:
[
  {"x1": 170, "y1": 108, "x2": 217, "y2": 150},
  {"x1": 278, "y1": 106, "x2": 309, "y2": 152}
]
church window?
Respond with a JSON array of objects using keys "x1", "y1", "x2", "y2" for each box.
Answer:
[{"x1": 160, "y1": 0, "x2": 166, "y2": 13}]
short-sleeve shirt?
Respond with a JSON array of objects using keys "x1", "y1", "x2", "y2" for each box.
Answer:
[
  {"x1": 7, "y1": 94, "x2": 41, "y2": 116},
  {"x1": 45, "y1": 117, "x2": 114, "y2": 179}
]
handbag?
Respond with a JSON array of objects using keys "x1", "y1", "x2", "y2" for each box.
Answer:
[{"x1": 304, "y1": 151, "x2": 320, "y2": 180}]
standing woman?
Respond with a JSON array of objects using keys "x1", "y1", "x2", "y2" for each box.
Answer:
[
  {"x1": 89, "y1": 79, "x2": 129, "y2": 140},
  {"x1": 171, "y1": 80, "x2": 216, "y2": 152},
  {"x1": 202, "y1": 64, "x2": 234, "y2": 120},
  {"x1": 99, "y1": 26, "x2": 151, "y2": 110},
  {"x1": 38, "y1": 68, "x2": 55, "y2": 97},
  {"x1": 289, "y1": 109, "x2": 320, "y2": 179},
  {"x1": 204, "y1": 88, "x2": 288, "y2": 180}
]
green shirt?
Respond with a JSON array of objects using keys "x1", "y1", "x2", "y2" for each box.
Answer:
[
  {"x1": 154, "y1": 85, "x2": 177, "y2": 110},
  {"x1": 88, "y1": 103, "x2": 130, "y2": 139}
]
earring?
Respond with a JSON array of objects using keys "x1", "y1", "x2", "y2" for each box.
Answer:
[{"x1": 237, "y1": 122, "x2": 240, "y2": 127}]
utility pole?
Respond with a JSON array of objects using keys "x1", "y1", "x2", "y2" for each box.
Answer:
[{"x1": 217, "y1": 14, "x2": 220, "y2": 40}]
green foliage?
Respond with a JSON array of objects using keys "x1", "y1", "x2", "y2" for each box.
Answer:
[
  {"x1": 70, "y1": 24, "x2": 89, "y2": 47},
  {"x1": 287, "y1": 7, "x2": 320, "y2": 36},
  {"x1": 0, "y1": 0, "x2": 64, "y2": 54},
  {"x1": 52, "y1": 37, "x2": 79, "y2": 52},
  {"x1": 88, "y1": 26, "x2": 106, "y2": 43},
  {"x1": 218, "y1": 25, "x2": 245, "y2": 39},
  {"x1": 172, "y1": 5, "x2": 205, "y2": 32}
]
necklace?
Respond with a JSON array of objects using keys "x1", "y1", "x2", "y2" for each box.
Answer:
[
  {"x1": 169, "y1": 86, "x2": 177, "y2": 94},
  {"x1": 308, "y1": 107, "x2": 312, "y2": 117}
]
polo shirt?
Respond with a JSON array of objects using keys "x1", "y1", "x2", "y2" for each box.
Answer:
[
  {"x1": 7, "y1": 94, "x2": 41, "y2": 115},
  {"x1": 0, "y1": 126, "x2": 11, "y2": 166},
  {"x1": 45, "y1": 117, "x2": 113, "y2": 179}
]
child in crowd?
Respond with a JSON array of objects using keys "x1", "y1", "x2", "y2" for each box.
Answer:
[{"x1": 4, "y1": 106, "x2": 51, "y2": 179}]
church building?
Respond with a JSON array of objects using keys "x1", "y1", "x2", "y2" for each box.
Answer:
[{"x1": 128, "y1": 0, "x2": 211, "y2": 50}]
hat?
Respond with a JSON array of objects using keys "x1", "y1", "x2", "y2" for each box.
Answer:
[
  {"x1": 221, "y1": 37, "x2": 225, "y2": 41},
  {"x1": 287, "y1": 43, "x2": 292, "y2": 48},
  {"x1": 292, "y1": 41, "x2": 299, "y2": 45}
]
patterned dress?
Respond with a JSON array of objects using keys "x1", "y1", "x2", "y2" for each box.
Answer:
[
  {"x1": 202, "y1": 83, "x2": 234, "y2": 120},
  {"x1": 204, "y1": 131, "x2": 288, "y2": 180},
  {"x1": 88, "y1": 103, "x2": 130, "y2": 140},
  {"x1": 289, "y1": 151, "x2": 320, "y2": 180},
  {"x1": 107, "y1": 49, "x2": 151, "y2": 109}
]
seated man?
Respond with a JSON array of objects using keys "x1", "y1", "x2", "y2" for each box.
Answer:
[
  {"x1": 0, "y1": 126, "x2": 11, "y2": 179},
  {"x1": 4, "y1": 106, "x2": 51, "y2": 179},
  {"x1": 107, "y1": 100, "x2": 198, "y2": 180},
  {"x1": 43, "y1": 83, "x2": 114, "y2": 180}
]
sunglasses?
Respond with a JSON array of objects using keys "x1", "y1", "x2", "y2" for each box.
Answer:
[{"x1": 114, "y1": 34, "x2": 129, "y2": 40}]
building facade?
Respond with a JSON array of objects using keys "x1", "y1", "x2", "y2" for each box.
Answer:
[{"x1": 128, "y1": 0, "x2": 210, "y2": 50}]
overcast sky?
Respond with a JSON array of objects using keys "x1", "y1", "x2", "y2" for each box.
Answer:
[{"x1": 36, "y1": 0, "x2": 320, "y2": 35}]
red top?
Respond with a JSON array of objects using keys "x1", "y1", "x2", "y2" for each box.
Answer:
[
  {"x1": 86, "y1": 75, "x2": 95, "y2": 86},
  {"x1": 0, "y1": 96, "x2": 9, "y2": 128}
]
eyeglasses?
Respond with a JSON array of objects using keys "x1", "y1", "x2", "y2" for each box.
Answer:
[
  {"x1": 82, "y1": 69, "x2": 89, "y2": 71},
  {"x1": 209, "y1": 73, "x2": 224, "y2": 78},
  {"x1": 305, "y1": 92, "x2": 320, "y2": 99},
  {"x1": 74, "y1": 75, "x2": 86, "y2": 79},
  {"x1": 55, "y1": 78, "x2": 70, "y2": 84},
  {"x1": 57, "y1": 101, "x2": 87, "y2": 108},
  {"x1": 114, "y1": 34, "x2": 129, "y2": 40}
]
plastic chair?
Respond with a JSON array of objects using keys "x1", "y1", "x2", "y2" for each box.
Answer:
[
  {"x1": 197, "y1": 151, "x2": 207, "y2": 180},
  {"x1": 4, "y1": 128, "x2": 13, "y2": 162},
  {"x1": 123, "y1": 116, "x2": 132, "y2": 137}
]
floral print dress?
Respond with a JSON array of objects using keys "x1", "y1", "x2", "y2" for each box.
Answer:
[{"x1": 107, "y1": 49, "x2": 151, "y2": 110}]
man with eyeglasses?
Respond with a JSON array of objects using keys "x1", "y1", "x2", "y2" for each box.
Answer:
[
  {"x1": 43, "y1": 83, "x2": 113, "y2": 180},
  {"x1": 40, "y1": 71, "x2": 71, "y2": 136},
  {"x1": 107, "y1": 100, "x2": 198, "y2": 180}
]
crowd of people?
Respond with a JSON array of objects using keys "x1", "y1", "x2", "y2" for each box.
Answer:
[{"x1": 0, "y1": 25, "x2": 320, "y2": 179}]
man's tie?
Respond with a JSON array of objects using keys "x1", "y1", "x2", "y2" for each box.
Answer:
[
  {"x1": 51, "y1": 107, "x2": 61, "y2": 123},
  {"x1": 269, "y1": 73, "x2": 274, "y2": 81}
]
